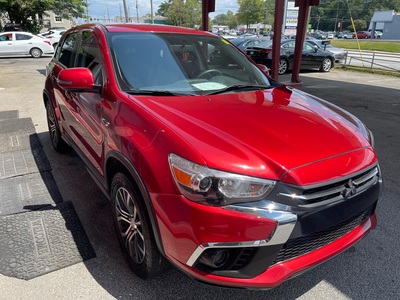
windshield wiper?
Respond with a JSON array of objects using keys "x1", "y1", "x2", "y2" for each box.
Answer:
[
  {"x1": 206, "y1": 84, "x2": 272, "y2": 95},
  {"x1": 126, "y1": 90, "x2": 179, "y2": 96}
]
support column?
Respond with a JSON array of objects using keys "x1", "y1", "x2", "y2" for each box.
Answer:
[
  {"x1": 291, "y1": 0, "x2": 319, "y2": 84},
  {"x1": 271, "y1": 0, "x2": 285, "y2": 81}
]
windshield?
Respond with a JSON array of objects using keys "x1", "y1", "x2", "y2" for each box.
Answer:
[{"x1": 109, "y1": 32, "x2": 272, "y2": 95}]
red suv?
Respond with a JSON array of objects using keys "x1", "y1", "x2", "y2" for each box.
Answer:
[{"x1": 43, "y1": 24, "x2": 381, "y2": 289}]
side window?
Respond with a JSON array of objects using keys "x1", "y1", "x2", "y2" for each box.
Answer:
[
  {"x1": 303, "y1": 43, "x2": 314, "y2": 52},
  {"x1": 0, "y1": 34, "x2": 11, "y2": 41},
  {"x1": 282, "y1": 41, "x2": 295, "y2": 49},
  {"x1": 16, "y1": 34, "x2": 32, "y2": 41},
  {"x1": 56, "y1": 32, "x2": 78, "y2": 68},
  {"x1": 77, "y1": 31, "x2": 103, "y2": 85}
]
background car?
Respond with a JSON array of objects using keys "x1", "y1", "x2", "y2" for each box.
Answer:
[
  {"x1": 246, "y1": 39, "x2": 335, "y2": 75},
  {"x1": 230, "y1": 37, "x2": 272, "y2": 51},
  {"x1": 0, "y1": 31, "x2": 54, "y2": 58},
  {"x1": 337, "y1": 31, "x2": 353, "y2": 39},
  {"x1": 39, "y1": 29, "x2": 65, "y2": 47},
  {"x1": 353, "y1": 31, "x2": 371, "y2": 39},
  {"x1": 2, "y1": 23, "x2": 23, "y2": 31},
  {"x1": 307, "y1": 39, "x2": 347, "y2": 62},
  {"x1": 307, "y1": 32, "x2": 327, "y2": 39},
  {"x1": 372, "y1": 30, "x2": 382, "y2": 38}
]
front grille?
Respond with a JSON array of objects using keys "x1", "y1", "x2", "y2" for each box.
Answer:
[
  {"x1": 279, "y1": 166, "x2": 379, "y2": 206},
  {"x1": 272, "y1": 205, "x2": 374, "y2": 265}
]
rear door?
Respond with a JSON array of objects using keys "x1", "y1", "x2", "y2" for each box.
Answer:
[
  {"x1": 52, "y1": 29, "x2": 105, "y2": 176},
  {"x1": 14, "y1": 33, "x2": 34, "y2": 55},
  {"x1": 68, "y1": 30, "x2": 105, "y2": 175}
]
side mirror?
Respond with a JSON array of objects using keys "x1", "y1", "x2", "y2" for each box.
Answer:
[
  {"x1": 57, "y1": 67, "x2": 99, "y2": 92},
  {"x1": 314, "y1": 45, "x2": 319, "y2": 52},
  {"x1": 257, "y1": 64, "x2": 270, "y2": 76}
]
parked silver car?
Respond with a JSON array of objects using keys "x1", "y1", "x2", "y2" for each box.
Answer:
[{"x1": 308, "y1": 39, "x2": 348, "y2": 62}]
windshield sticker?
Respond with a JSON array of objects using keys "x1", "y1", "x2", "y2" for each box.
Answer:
[{"x1": 192, "y1": 82, "x2": 226, "y2": 90}]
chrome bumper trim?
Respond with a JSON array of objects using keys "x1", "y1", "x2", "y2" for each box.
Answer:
[{"x1": 186, "y1": 206, "x2": 297, "y2": 267}]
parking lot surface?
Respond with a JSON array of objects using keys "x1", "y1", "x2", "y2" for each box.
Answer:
[{"x1": 0, "y1": 57, "x2": 399, "y2": 299}]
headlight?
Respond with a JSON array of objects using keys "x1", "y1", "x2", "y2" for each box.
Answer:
[{"x1": 169, "y1": 154, "x2": 276, "y2": 206}]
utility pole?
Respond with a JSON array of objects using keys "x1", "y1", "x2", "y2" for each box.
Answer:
[
  {"x1": 136, "y1": 0, "x2": 139, "y2": 22},
  {"x1": 86, "y1": 0, "x2": 90, "y2": 23},
  {"x1": 150, "y1": 0, "x2": 154, "y2": 24},
  {"x1": 123, "y1": 0, "x2": 129, "y2": 22}
]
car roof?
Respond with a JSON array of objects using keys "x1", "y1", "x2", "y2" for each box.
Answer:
[
  {"x1": 101, "y1": 23, "x2": 213, "y2": 36},
  {"x1": 1, "y1": 31, "x2": 33, "y2": 35}
]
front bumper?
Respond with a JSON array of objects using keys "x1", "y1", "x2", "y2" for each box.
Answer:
[{"x1": 152, "y1": 164, "x2": 381, "y2": 289}]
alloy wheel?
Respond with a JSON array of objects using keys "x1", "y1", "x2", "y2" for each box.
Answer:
[
  {"x1": 114, "y1": 186, "x2": 145, "y2": 264},
  {"x1": 278, "y1": 59, "x2": 288, "y2": 75}
]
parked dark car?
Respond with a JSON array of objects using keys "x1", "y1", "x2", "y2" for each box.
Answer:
[
  {"x1": 43, "y1": 23, "x2": 381, "y2": 289},
  {"x1": 2, "y1": 23, "x2": 23, "y2": 32},
  {"x1": 246, "y1": 39, "x2": 335, "y2": 75},
  {"x1": 307, "y1": 38, "x2": 348, "y2": 62},
  {"x1": 353, "y1": 31, "x2": 371, "y2": 39},
  {"x1": 230, "y1": 37, "x2": 272, "y2": 51}
]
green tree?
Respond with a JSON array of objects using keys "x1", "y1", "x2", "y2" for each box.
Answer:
[
  {"x1": 157, "y1": 0, "x2": 171, "y2": 16},
  {"x1": 236, "y1": 0, "x2": 265, "y2": 28},
  {"x1": 165, "y1": 0, "x2": 201, "y2": 28},
  {"x1": 0, "y1": 0, "x2": 86, "y2": 33},
  {"x1": 213, "y1": 13, "x2": 227, "y2": 25},
  {"x1": 349, "y1": 19, "x2": 367, "y2": 31},
  {"x1": 310, "y1": 0, "x2": 400, "y2": 32},
  {"x1": 185, "y1": 0, "x2": 202, "y2": 28},
  {"x1": 226, "y1": 10, "x2": 238, "y2": 29}
]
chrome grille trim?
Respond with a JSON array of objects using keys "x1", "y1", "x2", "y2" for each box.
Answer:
[{"x1": 279, "y1": 166, "x2": 379, "y2": 207}]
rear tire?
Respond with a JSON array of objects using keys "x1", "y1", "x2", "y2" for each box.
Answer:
[
  {"x1": 111, "y1": 172, "x2": 168, "y2": 279},
  {"x1": 45, "y1": 100, "x2": 70, "y2": 152},
  {"x1": 30, "y1": 48, "x2": 42, "y2": 58}
]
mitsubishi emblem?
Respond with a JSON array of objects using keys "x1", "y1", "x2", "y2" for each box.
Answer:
[{"x1": 343, "y1": 179, "x2": 357, "y2": 198}]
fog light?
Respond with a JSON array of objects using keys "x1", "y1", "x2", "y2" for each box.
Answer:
[{"x1": 199, "y1": 249, "x2": 230, "y2": 269}]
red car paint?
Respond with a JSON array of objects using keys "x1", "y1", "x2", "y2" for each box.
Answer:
[{"x1": 43, "y1": 23, "x2": 381, "y2": 289}]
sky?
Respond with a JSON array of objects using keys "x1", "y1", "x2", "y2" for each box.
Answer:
[{"x1": 87, "y1": 0, "x2": 240, "y2": 20}]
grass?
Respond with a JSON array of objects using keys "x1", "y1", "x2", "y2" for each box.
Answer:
[
  {"x1": 335, "y1": 65, "x2": 400, "y2": 78},
  {"x1": 331, "y1": 40, "x2": 400, "y2": 53}
]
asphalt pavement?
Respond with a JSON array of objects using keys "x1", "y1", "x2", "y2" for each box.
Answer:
[{"x1": 0, "y1": 56, "x2": 399, "y2": 300}]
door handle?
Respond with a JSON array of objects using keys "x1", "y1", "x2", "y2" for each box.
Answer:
[{"x1": 101, "y1": 118, "x2": 110, "y2": 127}]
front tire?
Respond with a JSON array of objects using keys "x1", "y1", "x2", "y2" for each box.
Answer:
[
  {"x1": 278, "y1": 58, "x2": 288, "y2": 75},
  {"x1": 30, "y1": 47, "x2": 42, "y2": 58},
  {"x1": 320, "y1": 58, "x2": 332, "y2": 72},
  {"x1": 111, "y1": 172, "x2": 167, "y2": 279}
]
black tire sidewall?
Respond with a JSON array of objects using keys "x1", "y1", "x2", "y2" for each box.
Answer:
[
  {"x1": 46, "y1": 100, "x2": 69, "y2": 152},
  {"x1": 110, "y1": 172, "x2": 162, "y2": 279}
]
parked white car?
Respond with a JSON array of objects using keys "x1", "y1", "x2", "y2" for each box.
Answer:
[
  {"x1": 39, "y1": 30, "x2": 66, "y2": 47},
  {"x1": 0, "y1": 31, "x2": 54, "y2": 58}
]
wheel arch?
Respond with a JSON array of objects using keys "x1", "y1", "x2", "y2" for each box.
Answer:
[{"x1": 105, "y1": 151, "x2": 165, "y2": 257}]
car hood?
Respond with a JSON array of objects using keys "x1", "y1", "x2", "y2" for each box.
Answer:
[{"x1": 130, "y1": 86, "x2": 373, "y2": 183}]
